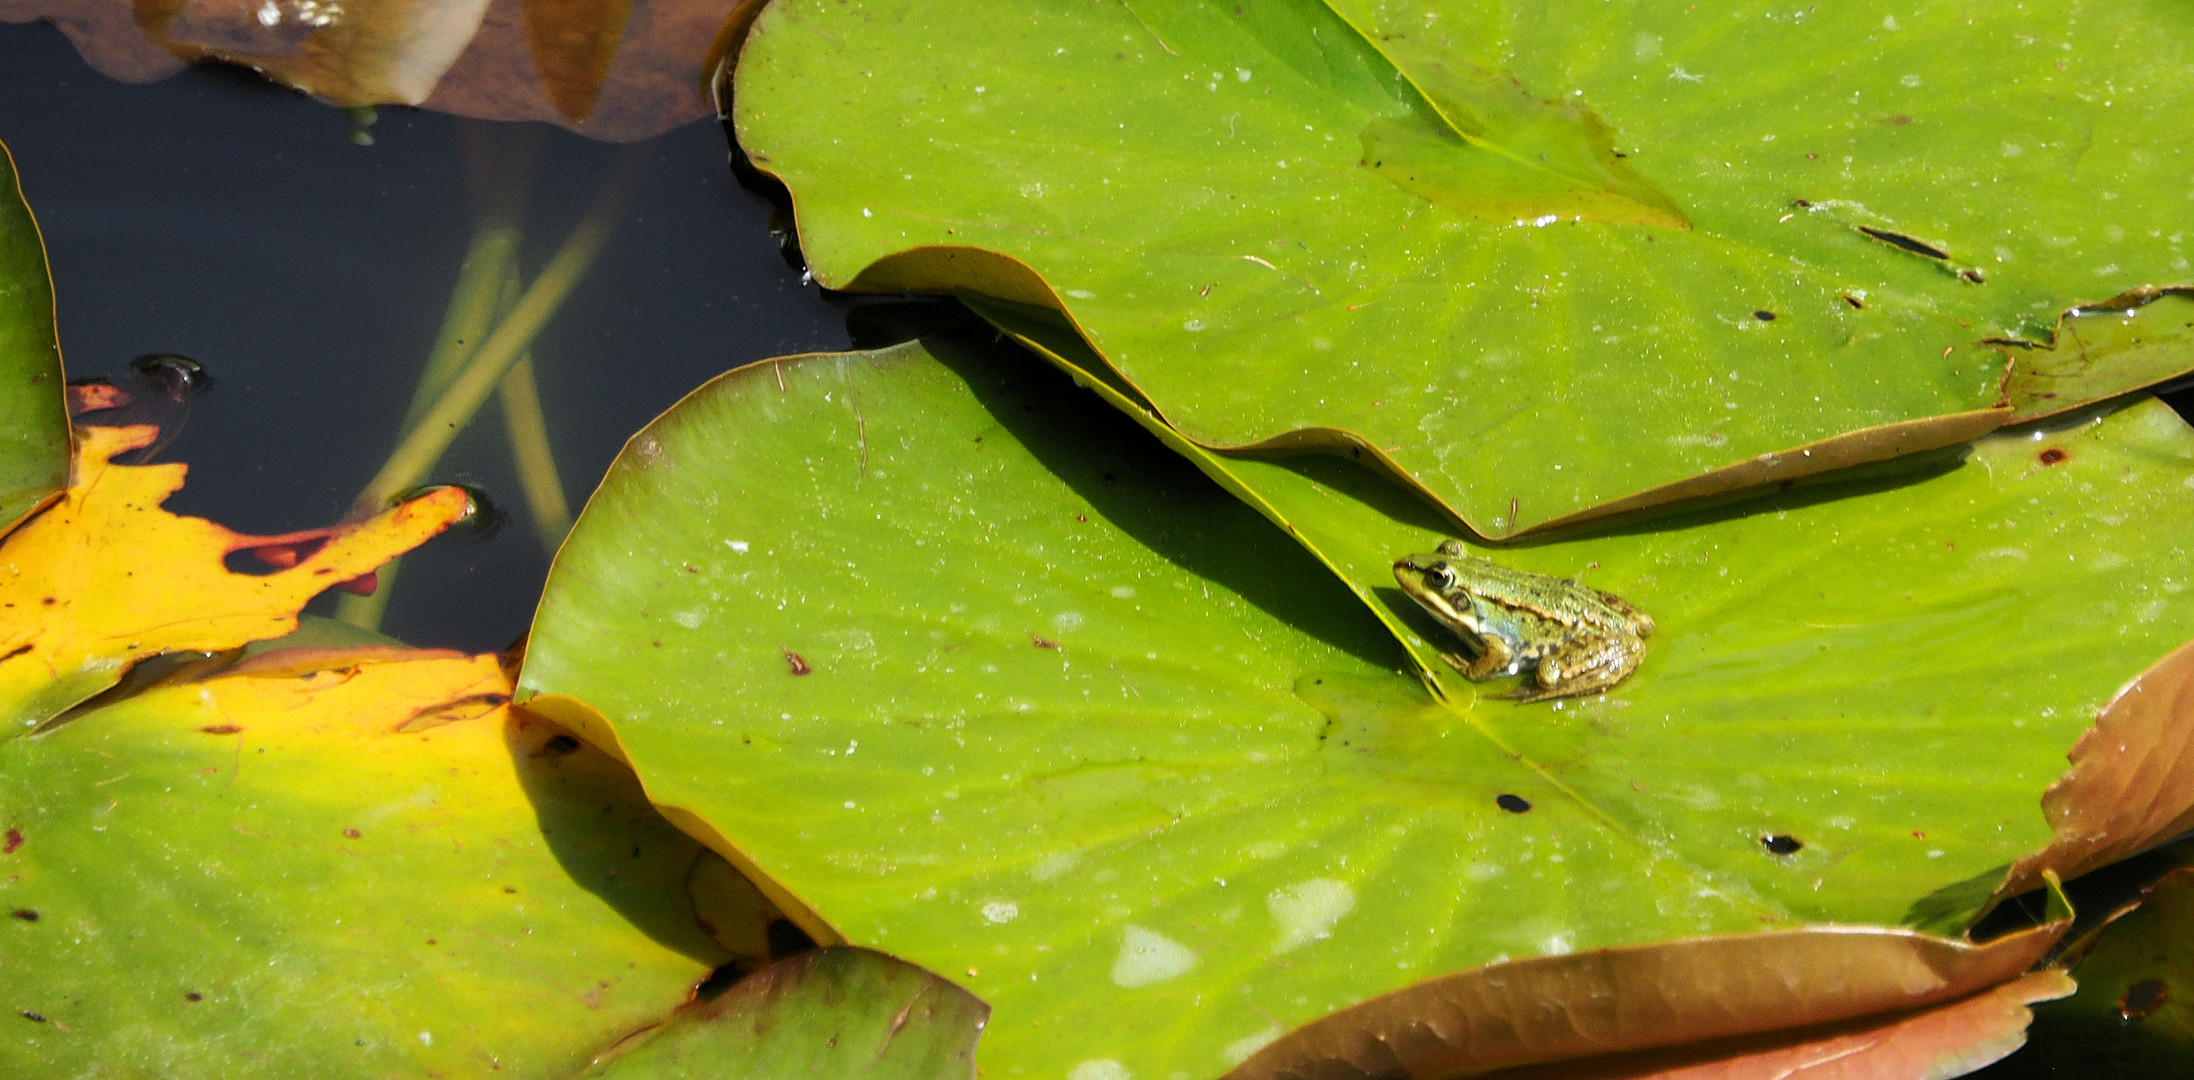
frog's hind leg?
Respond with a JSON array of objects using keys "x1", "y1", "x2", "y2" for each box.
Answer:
[{"x1": 1503, "y1": 637, "x2": 1643, "y2": 703}]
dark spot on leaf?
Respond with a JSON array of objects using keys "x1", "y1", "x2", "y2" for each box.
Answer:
[
  {"x1": 1761, "y1": 834, "x2": 1804, "y2": 855},
  {"x1": 541, "y1": 734, "x2": 580, "y2": 756},
  {"x1": 342, "y1": 829, "x2": 361, "y2": 839},
  {"x1": 0, "y1": 644, "x2": 28, "y2": 662},
  {"x1": 1880, "y1": 114, "x2": 1912, "y2": 125},
  {"x1": 1075, "y1": 513, "x2": 1087, "y2": 522},
  {"x1": 40, "y1": 597, "x2": 54, "y2": 606},
  {"x1": 1840, "y1": 293, "x2": 1866, "y2": 310},
  {"x1": 1031, "y1": 636, "x2": 1059, "y2": 650},
  {"x1": 1912, "y1": 830, "x2": 1927, "y2": 839},
  {"x1": 1752, "y1": 309, "x2": 1776, "y2": 321},
  {"x1": 2038, "y1": 447, "x2": 2067, "y2": 466},
  {"x1": 1857, "y1": 225, "x2": 1951, "y2": 261},
  {"x1": 20, "y1": 1011, "x2": 44, "y2": 1023},
  {"x1": 503, "y1": 886, "x2": 518, "y2": 894},
  {"x1": 184, "y1": 992, "x2": 203, "y2": 1002},
  {"x1": 2120, "y1": 978, "x2": 2168, "y2": 1021},
  {"x1": 782, "y1": 648, "x2": 811, "y2": 676},
  {"x1": 200, "y1": 724, "x2": 243, "y2": 735},
  {"x1": 1495, "y1": 794, "x2": 1532, "y2": 813},
  {"x1": 9, "y1": 909, "x2": 36, "y2": 921},
  {"x1": 1959, "y1": 267, "x2": 1986, "y2": 283},
  {"x1": 3, "y1": 828, "x2": 20, "y2": 854},
  {"x1": 767, "y1": 918, "x2": 818, "y2": 959}
]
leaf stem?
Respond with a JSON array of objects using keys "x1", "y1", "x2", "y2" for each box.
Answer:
[
  {"x1": 350, "y1": 145, "x2": 644, "y2": 520},
  {"x1": 499, "y1": 354, "x2": 572, "y2": 559}
]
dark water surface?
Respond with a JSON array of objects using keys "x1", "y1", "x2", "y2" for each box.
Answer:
[{"x1": 0, "y1": 21, "x2": 847, "y2": 651}]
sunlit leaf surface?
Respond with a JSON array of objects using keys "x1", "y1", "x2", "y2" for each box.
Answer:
[
  {"x1": 734, "y1": 0, "x2": 2194, "y2": 535},
  {"x1": 0, "y1": 139, "x2": 68, "y2": 533},
  {"x1": 580, "y1": 947, "x2": 984, "y2": 1080},
  {"x1": 975, "y1": 293, "x2": 2194, "y2": 922},
  {"x1": 519, "y1": 332, "x2": 2193, "y2": 1079},
  {"x1": 0, "y1": 425, "x2": 473, "y2": 735},
  {"x1": 0, "y1": 653, "x2": 732, "y2": 1077}
]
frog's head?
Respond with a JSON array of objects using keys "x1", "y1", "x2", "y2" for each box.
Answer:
[{"x1": 1392, "y1": 540, "x2": 1488, "y2": 639}]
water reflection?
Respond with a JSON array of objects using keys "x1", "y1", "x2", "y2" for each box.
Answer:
[
  {"x1": 0, "y1": 21, "x2": 849, "y2": 650},
  {"x1": 67, "y1": 352, "x2": 211, "y2": 464}
]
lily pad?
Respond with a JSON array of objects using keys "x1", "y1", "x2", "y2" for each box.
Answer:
[
  {"x1": 0, "y1": 425, "x2": 473, "y2": 736},
  {"x1": 519, "y1": 331, "x2": 2193, "y2": 1079},
  {"x1": 973, "y1": 295, "x2": 2194, "y2": 901},
  {"x1": 580, "y1": 947, "x2": 984, "y2": 1080},
  {"x1": 0, "y1": 653, "x2": 730, "y2": 1077},
  {"x1": 733, "y1": 0, "x2": 2194, "y2": 535},
  {"x1": 0, "y1": 139, "x2": 68, "y2": 534},
  {"x1": 1987, "y1": 860, "x2": 2194, "y2": 1077}
]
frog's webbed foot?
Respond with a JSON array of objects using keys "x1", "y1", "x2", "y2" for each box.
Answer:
[
  {"x1": 1502, "y1": 636, "x2": 1645, "y2": 704},
  {"x1": 1454, "y1": 636, "x2": 1516, "y2": 682}
]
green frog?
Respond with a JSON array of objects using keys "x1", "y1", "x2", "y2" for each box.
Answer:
[{"x1": 1392, "y1": 540, "x2": 1653, "y2": 702}]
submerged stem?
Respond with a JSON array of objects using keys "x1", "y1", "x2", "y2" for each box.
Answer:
[
  {"x1": 338, "y1": 141, "x2": 642, "y2": 632},
  {"x1": 499, "y1": 355, "x2": 572, "y2": 560},
  {"x1": 403, "y1": 124, "x2": 539, "y2": 431},
  {"x1": 351, "y1": 145, "x2": 645, "y2": 520}
]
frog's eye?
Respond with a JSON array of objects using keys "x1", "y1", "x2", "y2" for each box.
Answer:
[{"x1": 1424, "y1": 564, "x2": 1456, "y2": 590}]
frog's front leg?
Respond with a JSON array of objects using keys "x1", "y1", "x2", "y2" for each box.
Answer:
[
  {"x1": 1440, "y1": 635, "x2": 1516, "y2": 682},
  {"x1": 1507, "y1": 634, "x2": 1643, "y2": 703}
]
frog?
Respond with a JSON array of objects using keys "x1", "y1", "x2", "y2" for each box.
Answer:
[{"x1": 1392, "y1": 540, "x2": 1654, "y2": 703}]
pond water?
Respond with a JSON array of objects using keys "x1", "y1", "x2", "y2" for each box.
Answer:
[{"x1": 0, "y1": 20, "x2": 849, "y2": 651}]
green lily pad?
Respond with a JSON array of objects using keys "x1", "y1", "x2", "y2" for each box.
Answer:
[
  {"x1": 2003, "y1": 287, "x2": 2194, "y2": 421},
  {"x1": 519, "y1": 330, "x2": 2194, "y2": 1079},
  {"x1": 0, "y1": 140, "x2": 70, "y2": 533},
  {"x1": 1985, "y1": 856, "x2": 2194, "y2": 1078},
  {"x1": 0, "y1": 658, "x2": 730, "y2": 1077},
  {"x1": 733, "y1": 0, "x2": 2194, "y2": 535},
  {"x1": 580, "y1": 947, "x2": 984, "y2": 1080}
]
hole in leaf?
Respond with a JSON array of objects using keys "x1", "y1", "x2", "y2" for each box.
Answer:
[
  {"x1": 691, "y1": 961, "x2": 752, "y2": 1001},
  {"x1": 1760, "y1": 834, "x2": 1804, "y2": 855},
  {"x1": 767, "y1": 917, "x2": 819, "y2": 959},
  {"x1": 1857, "y1": 225, "x2": 1951, "y2": 261},
  {"x1": 2121, "y1": 978, "x2": 2169, "y2": 1021}
]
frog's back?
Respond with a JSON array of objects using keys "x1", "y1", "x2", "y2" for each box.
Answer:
[{"x1": 1456, "y1": 555, "x2": 1638, "y2": 632}]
